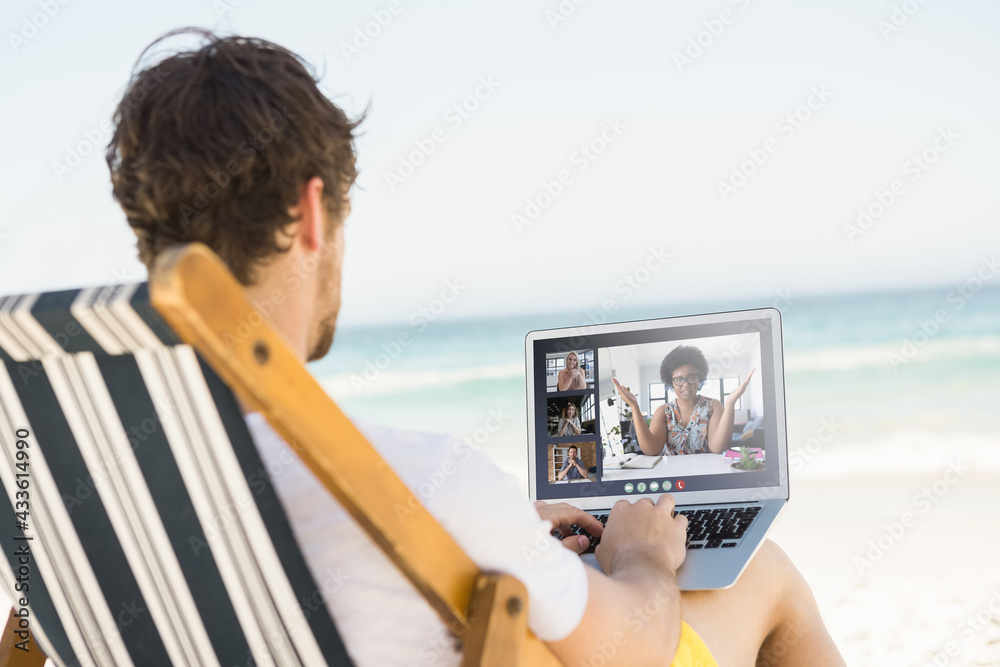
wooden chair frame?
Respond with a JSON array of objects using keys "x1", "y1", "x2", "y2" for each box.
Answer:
[{"x1": 2, "y1": 244, "x2": 559, "y2": 666}]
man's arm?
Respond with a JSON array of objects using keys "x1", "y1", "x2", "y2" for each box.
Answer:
[{"x1": 536, "y1": 497, "x2": 687, "y2": 664}]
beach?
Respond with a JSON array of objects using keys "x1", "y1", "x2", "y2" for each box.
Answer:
[
  {"x1": 4, "y1": 284, "x2": 998, "y2": 665},
  {"x1": 314, "y1": 284, "x2": 1000, "y2": 665},
  {"x1": 773, "y1": 471, "x2": 1000, "y2": 666}
]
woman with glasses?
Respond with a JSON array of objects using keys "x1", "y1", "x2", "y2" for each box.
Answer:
[{"x1": 612, "y1": 345, "x2": 755, "y2": 456}]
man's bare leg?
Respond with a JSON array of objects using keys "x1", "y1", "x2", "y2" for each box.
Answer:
[{"x1": 680, "y1": 540, "x2": 845, "y2": 666}]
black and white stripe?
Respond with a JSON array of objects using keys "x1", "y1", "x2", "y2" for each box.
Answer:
[
  {"x1": 0, "y1": 293, "x2": 61, "y2": 361},
  {"x1": 0, "y1": 441, "x2": 72, "y2": 667},
  {"x1": 71, "y1": 284, "x2": 167, "y2": 356},
  {"x1": 0, "y1": 360, "x2": 134, "y2": 667},
  {"x1": 0, "y1": 283, "x2": 352, "y2": 666},
  {"x1": 42, "y1": 352, "x2": 218, "y2": 666},
  {"x1": 136, "y1": 346, "x2": 324, "y2": 666}
]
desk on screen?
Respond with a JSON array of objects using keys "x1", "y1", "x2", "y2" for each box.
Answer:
[{"x1": 601, "y1": 453, "x2": 737, "y2": 481}]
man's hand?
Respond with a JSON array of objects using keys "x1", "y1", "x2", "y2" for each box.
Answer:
[
  {"x1": 595, "y1": 495, "x2": 687, "y2": 574},
  {"x1": 534, "y1": 501, "x2": 604, "y2": 554}
]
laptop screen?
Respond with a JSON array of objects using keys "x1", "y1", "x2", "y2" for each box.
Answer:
[{"x1": 527, "y1": 310, "x2": 786, "y2": 504}]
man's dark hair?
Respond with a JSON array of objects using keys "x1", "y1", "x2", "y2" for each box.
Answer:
[
  {"x1": 106, "y1": 28, "x2": 363, "y2": 284},
  {"x1": 568, "y1": 446, "x2": 578, "y2": 453},
  {"x1": 659, "y1": 345, "x2": 709, "y2": 384}
]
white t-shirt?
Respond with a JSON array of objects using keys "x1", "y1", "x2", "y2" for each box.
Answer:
[{"x1": 245, "y1": 413, "x2": 588, "y2": 666}]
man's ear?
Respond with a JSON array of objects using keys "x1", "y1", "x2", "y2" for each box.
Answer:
[{"x1": 295, "y1": 176, "x2": 327, "y2": 252}]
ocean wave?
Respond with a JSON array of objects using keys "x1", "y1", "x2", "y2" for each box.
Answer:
[
  {"x1": 785, "y1": 334, "x2": 1000, "y2": 373},
  {"x1": 790, "y1": 429, "x2": 1000, "y2": 479},
  {"x1": 320, "y1": 362, "x2": 525, "y2": 398}
]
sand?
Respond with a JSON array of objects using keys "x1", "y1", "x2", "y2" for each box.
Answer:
[{"x1": 771, "y1": 472, "x2": 1000, "y2": 666}]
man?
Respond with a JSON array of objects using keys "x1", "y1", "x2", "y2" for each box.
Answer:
[
  {"x1": 107, "y1": 29, "x2": 844, "y2": 666},
  {"x1": 557, "y1": 446, "x2": 589, "y2": 481}
]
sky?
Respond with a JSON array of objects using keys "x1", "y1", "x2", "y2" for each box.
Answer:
[{"x1": 1, "y1": 0, "x2": 998, "y2": 326}]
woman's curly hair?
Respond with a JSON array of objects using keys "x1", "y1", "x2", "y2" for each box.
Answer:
[{"x1": 659, "y1": 345, "x2": 709, "y2": 385}]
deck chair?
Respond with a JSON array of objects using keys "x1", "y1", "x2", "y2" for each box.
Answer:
[{"x1": 0, "y1": 243, "x2": 561, "y2": 667}]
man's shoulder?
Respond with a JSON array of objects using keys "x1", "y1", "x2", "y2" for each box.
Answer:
[{"x1": 245, "y1": 412, "x2": 511, "y2": 501}]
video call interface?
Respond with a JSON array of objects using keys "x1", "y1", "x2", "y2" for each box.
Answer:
[{"x1": 533, "y1": 319, "x2": 782, "y2": 501}]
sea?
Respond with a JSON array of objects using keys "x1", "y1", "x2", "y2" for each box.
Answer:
[{"x1": 309, "y1": 284, "x2": 1000, "y2": 486}]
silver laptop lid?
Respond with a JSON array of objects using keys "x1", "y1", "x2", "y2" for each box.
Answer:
[{"x1": 525, "y1": 308, "x2": 789, "y2": 511}]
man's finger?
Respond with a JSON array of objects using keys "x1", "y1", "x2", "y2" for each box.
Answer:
[
  {"x1": 657, "y1": 493, "x2": 676, "y2": 514},
  {"x1": 561, "y1": 534, "x2": 590, "y2": 554},
  {"x1": 572, "y1": 510, "x2": 604, "y2": 537},
  {"x1": 553, "y1": 505, "x2": 603, "y2": 537}
]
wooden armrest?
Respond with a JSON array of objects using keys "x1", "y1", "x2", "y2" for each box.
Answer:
[{"x1": 0, "y1": 608, "x2": 46, "y2": 667}]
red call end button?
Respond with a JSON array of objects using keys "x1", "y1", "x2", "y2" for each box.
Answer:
[{"x1": 676, "y1": 480, "x2": 686, "y2": 490}]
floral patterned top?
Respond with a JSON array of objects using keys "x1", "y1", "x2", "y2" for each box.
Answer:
[{"x1": 664, "y1": 395, "x2": 714, "y2": 455}]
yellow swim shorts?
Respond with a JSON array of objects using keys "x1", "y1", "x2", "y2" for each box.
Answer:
[{"x1": 670, "y1": 622, "x2": 719, "y2": 667}]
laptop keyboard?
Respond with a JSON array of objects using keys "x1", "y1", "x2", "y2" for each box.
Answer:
[
  {"x1": 553, "y1": 505, "x2": 763, "y2": 553},
  {"x1": 678, "y1": 505, "x2": 762, "y2": 549}
]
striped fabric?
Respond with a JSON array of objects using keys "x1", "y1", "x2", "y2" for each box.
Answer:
[{"x1": 0, "y1": 283, "x2": 352, "y2": 666}]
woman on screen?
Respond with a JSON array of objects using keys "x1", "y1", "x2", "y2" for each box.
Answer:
[
  {"x1": 557, "y1": 351, "x2": 587, "y2": 391},
  {"x1": 556, "y1": 402, "x2": 583, "y2": 437},
  {"x1": 612, "y1": 345, "x2": 754, "y2": 455}
]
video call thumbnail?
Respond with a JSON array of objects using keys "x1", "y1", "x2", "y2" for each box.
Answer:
[
  {"x1": 545, "y1": 349, "x2": 595, "y2": 392},
  {"x1": 547, "y1": 394, "x2": 595, "y2": 437},
  {"x1": 547, "y1": 442, "x2": 597, "y2": 484}
]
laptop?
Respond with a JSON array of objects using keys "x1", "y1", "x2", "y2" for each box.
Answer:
[{"x1": 525, "y1": 308, "x2": 789, "y2": 590}]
